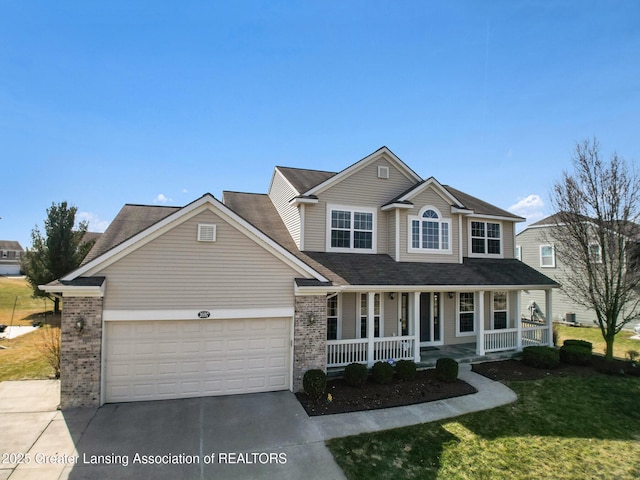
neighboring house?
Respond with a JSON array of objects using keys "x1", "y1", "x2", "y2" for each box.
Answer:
[
  {"x1": 0, "y1": 240, "x2": 24, "y2": 275},
  {"x1": 41, "y1": 147, "x2": 557, "y2": 408},
  {"x1": 517, "y1": 213, "x2": 640, "y2": 327}
]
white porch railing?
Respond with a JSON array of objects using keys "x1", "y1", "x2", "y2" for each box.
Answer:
[
  {"x1": 373, "y1": 336, "x2": 416, "y2": 362},
  {"x1": 522, "y1": 326, "x2": 550, "y2": 347},
  {"x1": 326, "y1": 339, "x2": 367, "y2": 367},
  {"x1": 484, "y1": 328, "x2": 519, "y2": 353},
  {"x1": 326, "y1": 336, "x2": 416, "y2": 367}
]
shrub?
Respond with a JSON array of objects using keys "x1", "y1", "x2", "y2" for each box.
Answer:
[
  {"x1": 435, "y1": 357, "x2": 458, "y2": 382},
  {"x1": 303, "y1": 369, "x2": 326, "y2": 399},
  {"x1": 395, "y1": 359, "x2": 417, "y2": 381},
  {"x1": 626, "y1": 350, "x2": 639, "y2": 362},
  {"x1": 343, "y1": 363, "x2": 368, "y2": 387},
  {"x1": 563, "y1": 339, "x2": 593, "y2": 351},
  {"x1": 371, "y1": 361, "x2": 395, "y2": 385},
  {"x1": 559, "y1": 344, "x2": 592, "y2": 365},
  {"x1": 522, "y1": 346, "x2": 560, "y2": 369}
]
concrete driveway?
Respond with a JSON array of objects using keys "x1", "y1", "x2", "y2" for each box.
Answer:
[{"x1": 0, "y1": 382, "x2": 346, "y2": 480}]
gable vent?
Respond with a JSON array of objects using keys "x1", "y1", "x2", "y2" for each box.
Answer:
[
  {"x1": 378, "y1": 166, "x2": 390, "y2": 179},
  {"x1": 198, "y1": 224, "x2": 217, "y2": 242}
]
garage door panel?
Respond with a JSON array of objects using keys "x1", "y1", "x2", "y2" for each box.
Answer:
[{"x1": 105, "y1": 318, "x2": 291, "y2": 403}]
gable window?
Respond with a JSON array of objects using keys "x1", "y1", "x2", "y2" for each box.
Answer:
[
  {"x1": 493, "y1": 291, "x2": 508, "y2": 329},
  {"x1": 327, "y1": 294, "x2": 339, "y2": 340},
  {"x1": 409, "y1": 206, "x2": 452, "y2": 253},
  {"x1": 327, "y1": 205, "x2": 376, "y2": 252},
  {"x1": 470, "y1": 221, "x2": 501, "y2": 256},
  {"x1": 457, "y1": 292, "x2": 475, "y2": 335},
  {"x1": 540, "y1": 245, "x2": 555, "y2": 267}
]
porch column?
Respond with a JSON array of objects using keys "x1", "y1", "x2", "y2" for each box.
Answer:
[
  {"x1": 545, "y1": 289, "x2": 553, "y2": 346},
  {"x1": 516, "y1": 290, "x2": 522, "y2": 351},
  {"x1": 367, "y1": 292, "x2": 375, "y2": 367},
  {"x1": 477, "y1": 291, "x2": 485, "y2": 355},
  {"x1": 413, "y1": 292, "x2": 421, "y2": 363}
]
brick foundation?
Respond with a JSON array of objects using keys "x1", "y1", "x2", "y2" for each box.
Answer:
[
  {"x1": 60, "y1": 296, "x2": 103, "y2": 409},
  {"x1": 293, "y1": 295, "x2": 327, "y2": 392}
]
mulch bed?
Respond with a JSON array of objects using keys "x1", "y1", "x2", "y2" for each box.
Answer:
[
  {"x1": 295, "y1": 369, "x2": 477, "y2": 416},
  {"x1": 472, "y1": 355, "x2": 640, "y2": 382}
]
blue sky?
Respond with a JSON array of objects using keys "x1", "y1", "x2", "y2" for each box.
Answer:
[{"x1": 1, "y1": 1, "x2": 639, "y2": 249}]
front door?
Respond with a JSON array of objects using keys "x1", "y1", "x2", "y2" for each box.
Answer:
[{"x1": 420, "y1": 293, "x2": 442, "y2": 346}]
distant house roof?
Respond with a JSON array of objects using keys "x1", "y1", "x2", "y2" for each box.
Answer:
[
  {"x1": 0, "y1": 240, "x2": 24, "y2": 251},
  {"x1": 82, "y1": 204, "x2": 180, "y2": 264}
]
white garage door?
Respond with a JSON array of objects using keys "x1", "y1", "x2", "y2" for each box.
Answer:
[{"x1": 104, "y1": 317, "x2": 291, "y2": 403}]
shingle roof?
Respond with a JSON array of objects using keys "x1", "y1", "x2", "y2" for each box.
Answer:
[
  {"x1": 443, "y1": 185, "x2": 523, "y2": 220},
  {"x1": 276, "y1": 166, "x2": 336, "y2": 193},
  {"x1": 0, "y1": 240, "x2": 23, "y2": 251},
  {"x1": 82, "y1": 205, "x2": 180, "y2": 264},
  {"x1": 301, "y1": 252, "x2": 558, "y2": 287}
]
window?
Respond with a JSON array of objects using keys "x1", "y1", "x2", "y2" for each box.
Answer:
[
  {"x1": 470, "y1": 221, "x2": 501, "y2": 256},
  {"x1": 515, "y1": 245, "x2": 522, "y2": 261},
  {"x1": 540, "y1": 245, "x2": 555, "y2": 267},
  {"x1": 1, "y1": 251, "x2": 6, "y2": 259},
  {"x1": 409, "y1": 207, "x2": 451, "y2": 253},
  {"x1": 328, "y1": 206, "x2": 375, "y2": 252},
  {"x1": 359, "y1": 293, "x2": 381, "y2": 338},
  {"x1": 327, "y1": 295, "x2": 338, "y2": 340},
  {"x1": 493, "y1": 291, "x2": 508, "y2": 329},
  {"x1": 458, "y1": 292, "x2": 475, "y2": 335},
  {"x1": 589, "y1": 243, "x2": 602, "y2": 263}
]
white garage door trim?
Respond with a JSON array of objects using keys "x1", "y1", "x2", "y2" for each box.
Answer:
[{"x1": 103, "y1": 317, "x2": 293, "y2": 404}]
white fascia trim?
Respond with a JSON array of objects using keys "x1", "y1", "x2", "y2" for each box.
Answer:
[
  {"x1": 289, "y1": 197, "x2": 319, "y2": 206},
  {"x1": 38, "y1": 284, "x2": 105, "y2": 297},
  {"x1": 295, "y1": 284, "x2": 558, "y2": 295},
  {"x1": 381, "y1": 202, "x2": 413, "y2": 211},
  {"x1": 398, "y1": 177, "x2": 463, "y2": 206},
  {"x1": 466, "y1": 213, "x2": 525, "y2": 222},
  {"x1": 103, "y1": 307, "x2": 295, "y2": 321},
  {"x1": 65, "y1": 194, "x2": 327, "y2": 283},
  {"x1": 305, "y1": 147, "x2": 422, "y2": 196},
  {"x1": 451, "y1": 206, "x2": 474, "y2": 215}
]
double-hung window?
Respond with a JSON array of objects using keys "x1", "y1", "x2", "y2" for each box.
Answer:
[
  {"x1": 470, "y1": 220, "x2": 502, "y2": 256},
  {"x1": 327, "y1": 294, "x2": 339, "y2": 340},
  {"x1": 328, "y1": 206, "x2": 375, "y2": 252},
  {"x1": 493, "y1": 291, "x2": 508, "y2": 329},
  {"x1": 540, "y1": 245, "x2": 555, "y2": 267},
  {"x1": 458, "y1": 292, "x2": 475, "y2": 335},
  {"x1": 409, "y1": 207, "x2": 452, "y2": 253}
]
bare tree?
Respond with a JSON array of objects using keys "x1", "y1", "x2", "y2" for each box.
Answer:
[{"x1": 550, "y1": 138, "x2": 640, "y2": 361}]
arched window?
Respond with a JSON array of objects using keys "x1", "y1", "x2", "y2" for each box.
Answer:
[{"x1": 409, "y1": 207, "x2": 451, "y2": 252}]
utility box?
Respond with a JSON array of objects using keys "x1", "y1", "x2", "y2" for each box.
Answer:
[{"x1": 565, "y1": 312, "x2": 577, "y2": 324}]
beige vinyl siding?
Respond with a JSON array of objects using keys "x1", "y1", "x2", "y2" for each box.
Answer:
[
  {"x1": 341, "y1": 292, "x2": 357, "y2": 339},
  {"x1": 303, "y1": 155, "x2": 416, "y2": 252},
  {"x1": 443, "y1": 294, "x2": 474, "y2": 345},
  {"x1": 383, "y1": 294, "x2": 399, "y2": 337},
  {"x1": 517, "y1": 226, "x2": 596, "y2": 325},
  {"x1": 268, "y1": 169, "x2": 301, "y2": 248},
  {"x1": 95, "y1": 210, "x2": 300, "y2": 310},
  {"x1": 399, "y1": 186, "x2": 459, "y2": 263}
]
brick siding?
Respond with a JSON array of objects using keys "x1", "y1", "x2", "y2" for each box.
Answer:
[{"x1": 292, "y1": 295, "x2": 327, "y2": 392}]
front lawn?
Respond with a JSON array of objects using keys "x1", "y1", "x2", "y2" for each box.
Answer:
[
  {"x1": 555, "y1": 323, "x2": 640, "y2": 359},
  {"x1": 327, "y1": 373, "x2": 640, "y2": 479},
  {"x1": 0, "y1": 276, "x2": 53, "y2": 326}
]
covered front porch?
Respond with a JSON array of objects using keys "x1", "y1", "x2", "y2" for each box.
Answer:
[{"x1": 325, "y1": 289, "x2": 553, "y2": 368}]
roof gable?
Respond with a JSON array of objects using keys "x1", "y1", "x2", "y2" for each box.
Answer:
[
  {"x1": 385, "y1": 177, "x2": 464, "y2": 208},
  {"x1": 304, "y1": 146, "x2": 422, "y2": 196},
  {"x1": 64, "y1": 194, "x2": 327, "y2": 282}
]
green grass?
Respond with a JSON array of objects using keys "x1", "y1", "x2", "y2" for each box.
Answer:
[
  {"x1": 556, "y1": 323, "x2": 640, "y2": 360},
  {"x1": 327, "y1": 374, "x2": 640, "y2": 479},
  {"x1": 0, "y1": 276, "x2": 53, "y2": 326}
]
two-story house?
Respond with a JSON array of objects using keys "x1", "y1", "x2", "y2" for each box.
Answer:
[
  {"x1": 0, "y1": 240, "x2": 24, "y2": 275},
  {"x1": 42, "y1": 147, "x2": 557, "y2": 408}
]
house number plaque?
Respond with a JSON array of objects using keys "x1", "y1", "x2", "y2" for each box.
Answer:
[{"x1": 197, "y1": 311, "x2": 211, "y2": 319}]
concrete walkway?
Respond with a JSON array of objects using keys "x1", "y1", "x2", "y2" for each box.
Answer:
[
  {"x1": 0, "y1": 367, "x2": 517, "y2": 479},
  {"x1": 312, "y1": 364, "x2": 518, "y2": 439}
]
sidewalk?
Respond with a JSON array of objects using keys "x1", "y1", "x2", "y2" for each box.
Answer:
[{"x1": 312, "y1": 364, "x2": 518, "y2": 439}]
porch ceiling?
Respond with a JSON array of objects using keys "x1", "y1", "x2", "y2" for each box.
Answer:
[{"x1": 302, "y1": 252, "x2": 559, "y2": 289}]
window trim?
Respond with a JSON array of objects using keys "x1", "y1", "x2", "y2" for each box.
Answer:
[
  {"x1": 326, "y1": 204, "x2": 377, "y2": 253},
  {"x1": 407, "y1": 205, "x2": 453, "y2": 254},
  {"x1": 539, "y1": 244, "x2": 556, "y2": 268},
  {"x1": 589, "y1": 242, "x2": 602, "y2": 264},
  {"x1": 515, "y1": 245, "x2": 522, "y2": 261},
  {"x1": 468, "y1": 219, "x2": 503, "y2": 258},
  {"x1": 491, "y1": 291, "x2": 509, "y2": 330},
  {"x1": 456, "y1": 292, "x2": 476, "y2": 337},
  {"x1": 357, "y1": 293, "x2": 383, "y2": 338},
  {"x1": 326, "y1": 293, "x2": 340, "y2": 340}
]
